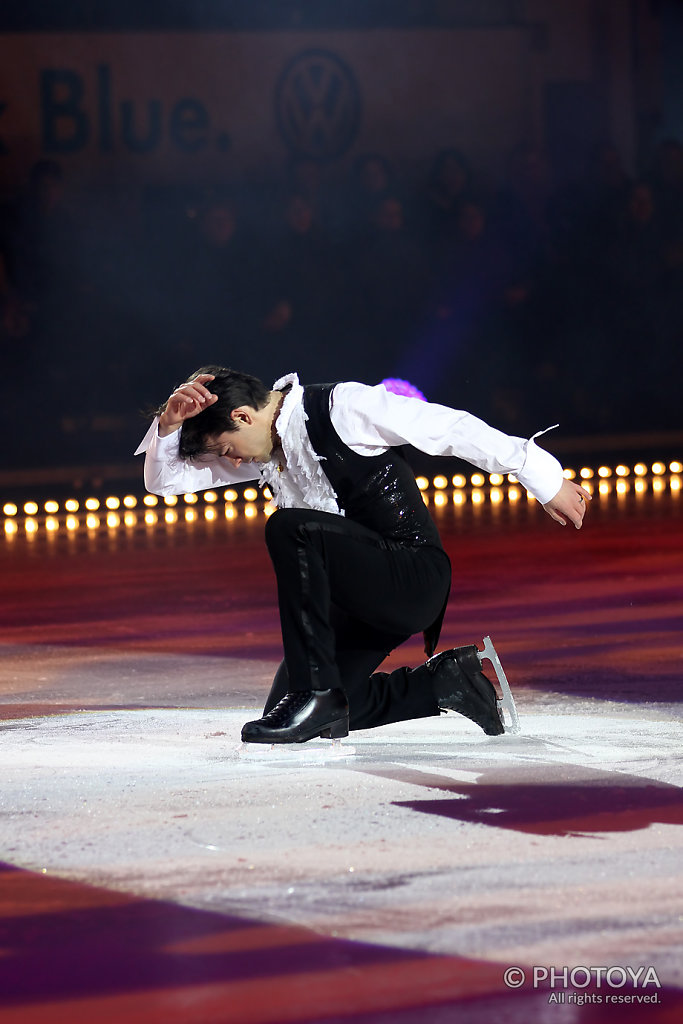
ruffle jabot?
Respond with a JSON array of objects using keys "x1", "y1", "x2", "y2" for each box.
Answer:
[{"x1": 259, "y1": 372, "x2": 342, "y2": 515}]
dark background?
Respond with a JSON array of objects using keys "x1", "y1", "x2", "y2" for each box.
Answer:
[{"x1": 1, "y1": 0, "x2": 682, "y2": 473}]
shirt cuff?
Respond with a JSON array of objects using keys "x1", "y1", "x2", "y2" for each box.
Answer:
[
  {"x1": 516, "y1": 436, "x2": 565, "y2": 505},
  {"x1": 134, "y1": 417, "x2": 181, "y2": 456}
]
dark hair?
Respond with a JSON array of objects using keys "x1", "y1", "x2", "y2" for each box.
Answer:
[{"x1": 174, "y1": 365, "x2": 270, "y2": 460}]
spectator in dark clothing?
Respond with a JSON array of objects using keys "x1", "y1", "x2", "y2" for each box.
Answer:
[
  {"x1": 493, "y1": 142, "x2": 553, "y2": 267},
  {"x1": 352, "y1": 195, "x2": 431, "y2": 381},
  {"x1": 419, "y1": 148, "x2": 474, "y2": 263},
  {"x1": 254, "y1": 194, "x2": 345, "y2": 380},
  {"x1": 341, "y1": 153, "x2": 397, "y2": 243},
  {"x1": 177, "y1": 197, "x2": 261, "y2": 362}
]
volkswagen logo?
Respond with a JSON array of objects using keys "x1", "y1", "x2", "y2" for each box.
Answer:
[{"x1": 275, "y1": 49, "x2": 361, "y2": 161}]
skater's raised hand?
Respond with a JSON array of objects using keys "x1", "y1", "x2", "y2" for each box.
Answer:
[
  {"x1": 158, "y1": 374, "x2": 218, "y2": 437},
  {"x1": 543, "y1": 478, "x2": 591, "y2": 529}
]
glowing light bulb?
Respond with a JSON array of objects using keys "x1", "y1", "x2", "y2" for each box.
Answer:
[
  {"x1": 452, "y1": 474, "x2": 466, "y2": 488},
  {"x1": 243, "y1": 488, "x2": 258, "y2": 502},
  {"x1": 123, "y1": 495, "x2": 137, "y2": 508},
  {"x1": 143, "y1": 495, "x2": 158, "y2": 507},
  {"x1": 44, "y1": 501, "x2": 59, "y2": 514},
  {"x1": 415, "y1": 477, "x2": 429, "y2": 491},
  {"x1": 433, "y1": 475, "x2": 448, "y2": 490},
  {"x1": 105, "y1": 497, "x2": 120, "y2": 510},
  {"x1": 184, "y1": 493, "x2": 198, "y2": 504},
  {"x1": 24, "y1": 502, "x2": 39, "y2": 516},
  {"x1": 2, "y1": 503, "x2": 18, "y2": 517},
  {"x1": 85, "y1": 498, "x2": 100, "y2": 511}
]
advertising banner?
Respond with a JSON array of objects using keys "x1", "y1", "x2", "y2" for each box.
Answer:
[{"x1": 0, "y1": 30, "x2": 529, "y2": 189}]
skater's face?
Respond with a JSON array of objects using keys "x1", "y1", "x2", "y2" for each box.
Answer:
[{"x1": 211, "y1": 407, "x2": 274, "y2": 467}]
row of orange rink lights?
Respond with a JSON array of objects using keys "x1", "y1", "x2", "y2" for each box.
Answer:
[
  {"x1": 417, "y1": 460, "x2": 682, "y2": 507},
  {"x1": 2, "y1": 462, "x2": 682, "y2": 535},
  {"x1": 1, "y1": 487, "x2": 268, "y2": 536}
]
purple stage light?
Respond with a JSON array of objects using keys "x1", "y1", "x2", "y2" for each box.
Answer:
[{"x1": 381, "y1": 378, "x2": 427, "y2": 401}]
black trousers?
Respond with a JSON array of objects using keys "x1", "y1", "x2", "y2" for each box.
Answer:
[{"x1": 262, "y1": 508, "x2": 452, "y2": 731}]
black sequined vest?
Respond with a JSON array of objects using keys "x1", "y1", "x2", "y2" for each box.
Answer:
[{"x1": 302, "y1": 384, "x2": 443, "y2": 550}]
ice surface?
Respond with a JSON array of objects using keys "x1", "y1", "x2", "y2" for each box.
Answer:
[{"x1": 0, "y1": 699, "x2": 681, "y2": 989}]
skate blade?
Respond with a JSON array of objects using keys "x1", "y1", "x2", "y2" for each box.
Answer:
[
  {"x1": 239, "y1": 738, "x2": 356, "y2": 763},
  {"x1": 478, "y1": 635, "x2": 521, "y2": 735}
]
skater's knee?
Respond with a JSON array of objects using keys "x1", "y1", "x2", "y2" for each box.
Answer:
[
  {"x1": 265, "y1": 509, "x2": 325, "y2": 560},
  {"x1": 264, "y1": 508, "x2": 302, "y2": 550}
]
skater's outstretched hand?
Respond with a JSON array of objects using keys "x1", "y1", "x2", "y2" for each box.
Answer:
[
  {"x1": 543, "y1": 478, "x2": 591, "y2": 529},
  {"x1": 158, "y1": 374, "x2": 218, "y2": 437}
]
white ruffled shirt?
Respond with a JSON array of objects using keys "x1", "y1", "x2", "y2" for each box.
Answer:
[{"x1": 135, "y1": 373, "x2": 564, "y2": 508}]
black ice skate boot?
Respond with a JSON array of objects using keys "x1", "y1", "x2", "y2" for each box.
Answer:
[
  {"x1": 426, "y1": 645, "x2": 505, "y2": 735},
  {"x1": 241, "y1": 688, "x2": 349, "y2": 744}
]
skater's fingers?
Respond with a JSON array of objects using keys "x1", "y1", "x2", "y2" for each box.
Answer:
[
  {"x1": 169, "y1": 383, "x2": 217, "y2": 412},
  {"x1": 547, "y1": 509, "x2": 567, "y2": 527},
  {"x1": 173, "y1": 383, "x2": 213, "y2": 402},
  {"x1": 543, "y1": 478, "x2": 590, "y2": 530}
]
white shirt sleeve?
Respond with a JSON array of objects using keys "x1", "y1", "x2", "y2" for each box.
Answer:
[
  {"x1": 134, "y1": 417, "x2": 258, "y2": 496},
  {"x1": 329, "y1": 382, "x2": 564, "y2": 505}
]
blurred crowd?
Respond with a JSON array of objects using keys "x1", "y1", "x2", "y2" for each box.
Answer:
[{"x1": 1, "y1": 138, "x2": 682, "y2": 463}]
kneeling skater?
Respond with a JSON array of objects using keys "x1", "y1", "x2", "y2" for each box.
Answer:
[{"x1": 137, "y1": 368, "x2": 589, "y2": 743}]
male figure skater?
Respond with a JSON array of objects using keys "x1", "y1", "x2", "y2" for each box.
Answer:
[{"x1": 136, "y1": 367, "x2": 589, "y2": 744}]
